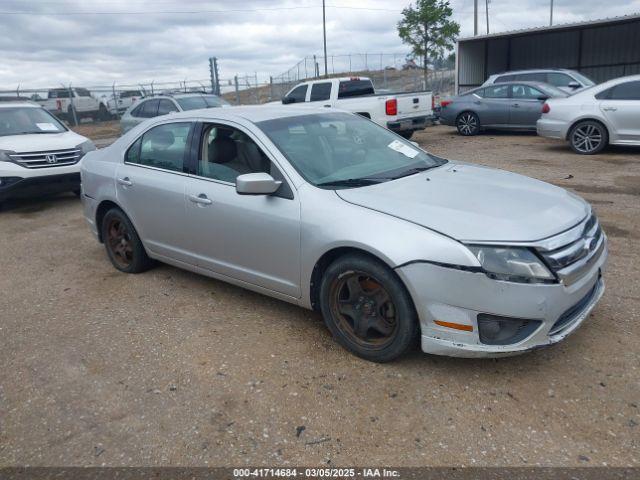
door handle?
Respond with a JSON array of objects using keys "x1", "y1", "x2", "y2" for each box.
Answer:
[
  {"x1": 189, "y1": 193, "x2": 213, "y2": 206},
  {"x1": 323, "y1": 104, "x2": 331, "y2": 108},
  {"x1": 512, "y1": 103, "x2": 520, "y2": 108},
  {"x1": 117, "y1": 177, "x2": 133, "y2": 187},
  {"x1": 603, "y1": 107, "x2": 617, "y2": 112}
]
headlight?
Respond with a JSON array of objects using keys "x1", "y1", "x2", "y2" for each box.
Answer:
[
  {"x1": 77, "y1": 140, "x2": 96, "y2": 157},
  {"x1": 467, "y1": 245, "x2": 555, "y2": 283}
]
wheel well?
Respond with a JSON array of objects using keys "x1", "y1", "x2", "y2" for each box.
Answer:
[
  {"x1": 566, "y1": 118, "x2": 609, "y2": 141},
  {"x1": 95, "y1": 200, "x2": 121, "y2": 243},
  {"x1": 309, "y1": 247, "x2": 391, "y2": 312}
]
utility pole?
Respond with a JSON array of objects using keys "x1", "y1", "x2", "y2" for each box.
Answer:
[
  {"x1": 322, "y1": 0, "x2": 328, "y2": 77},
  {"x1": 485, "y1": 0, "x2": 490, "y2": 34},
  {"x1": 474, "y1": 0, "x2": 478, "y2": 35},
  {"x1": 549, "y1": 0, "x2": 554, "y2": 26}
]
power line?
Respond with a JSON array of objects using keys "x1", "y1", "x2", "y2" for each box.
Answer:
[{"x1": 0, "y1": 4, "x2": 402, "y2": 15}]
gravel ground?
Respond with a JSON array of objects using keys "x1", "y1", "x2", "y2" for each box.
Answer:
[{"x1": 0, "y1": 126, "x2": 638, "y2": 467}]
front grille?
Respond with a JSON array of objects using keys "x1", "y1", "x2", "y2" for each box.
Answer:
[
  {"x1": 549, "y1": 280, "x2": 600, "y2": 335},
  {"x1": 538, "y1": 215, "x2": 605, "y2": 286},
  {"x1": 9, "y1": 148, "x2": 82, "y2": 169}
]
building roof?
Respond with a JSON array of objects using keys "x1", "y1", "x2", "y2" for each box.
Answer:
[{"x1": 458, "y1": 12, "x2": 640, "y2": 43}]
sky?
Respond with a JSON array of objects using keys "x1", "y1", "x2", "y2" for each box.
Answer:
[{"x1": 0, "y1": 0, "x2": 639, "y2": 91}]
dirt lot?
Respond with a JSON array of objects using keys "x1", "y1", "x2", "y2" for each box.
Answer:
[{"x1": 0, "y1": 126, "x2": 638, "y2": 467}]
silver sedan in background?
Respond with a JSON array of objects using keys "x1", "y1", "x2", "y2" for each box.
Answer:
[
  {"x1": 439, "y1": 81, "x2": 568, "y2": 136},
  {"x1": 81, "y1": 106, "x2": 606, "y2": 362},
  {"x1": 537, "y1": 74, "x2": 640, "y2": 154},
  {"x1": 119, "y1": 93, "x2": 230, "y2": 134}
]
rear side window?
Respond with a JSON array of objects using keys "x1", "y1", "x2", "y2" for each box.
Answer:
[
  {"x1": 494, "y1": 74, "x2": 516, "y2": 83},
  {"x1": 519, "y1": 73, "x2": 547, "y2": 82},
  {"x1": 140, "y1": 99, "x2": 160, "y2": 118},
  {"x1": 483, "y1": 85, "x2": 509, "y2": 98},
  {"x1": 75, "y1": 88, "x2": 91, "y2": 97},
  {"x1": 286, "y1": 85, "x2": 308, "y2": 103},
  {"x1": 48, "y1": 89, "x2": 70, "y2": 99},
  {"x1": 310, "y1": 82, "x2": 332, "y2": 102},
  {"x1": 126, "y1": 122, "x2": 192, "y2": 173},
  {"x1": 157, "y1": 99, "x2": 179, "y2": 115},
  {"x1": 130, "y1": 103, "x2": 144, "y2": 117},
  {"x1": 510, "y1": 85, "x2": 545, "y2": 99},
  {"x1": 596, "y1": 81, "x2": 640, "y2": 100},
  {"x1": 337, "y1": 80, "x2": 374, "y2": 98}
]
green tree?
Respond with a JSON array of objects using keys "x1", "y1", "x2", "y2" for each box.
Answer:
[{"x1": 398, "y1": 0, "x2": 460, "y2": 87}]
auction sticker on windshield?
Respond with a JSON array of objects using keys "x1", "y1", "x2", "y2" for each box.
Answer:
[
  {"x1": 36, "y1": 123, "x2": 59, "y2": 131},
  {"x1": 388, "y1": 139, "x2": 419, "y2": 158}
]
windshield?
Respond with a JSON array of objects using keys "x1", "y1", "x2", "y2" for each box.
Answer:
[
  {"x1": 571, "y1": 71, "x2": 595, "y2": 87},
  {"x1": 0, "y1": 107, "x2": 66, "y2": 136},
  {"x1": 257, "y1": 112, "x2": 446, "y2": 188},
  {"x1": 203, "y1": 95, "x2": 230, "y2": 107}
]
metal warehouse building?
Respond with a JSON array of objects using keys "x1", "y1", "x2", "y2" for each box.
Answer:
[{"x1": 455, "y1": 13, "x2": 640, "y2": 93}]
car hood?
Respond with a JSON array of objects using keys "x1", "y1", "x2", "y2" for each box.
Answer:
[
  {"x1": 0, "y1": 130, "x2": 88, "y2": 153},
  {"x1": 336, "y1": 163, "x2": 589, "y2": 243}
]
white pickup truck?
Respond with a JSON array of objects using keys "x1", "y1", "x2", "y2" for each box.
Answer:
[
  {"x1": 281, "y1": 77, "x2": 434, "y2": 139},
  {"x1": 39, "y1": 88, "x2": 110, "y2": 122}
]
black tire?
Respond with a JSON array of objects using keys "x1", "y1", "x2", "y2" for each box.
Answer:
[
  {"x1": 319, "y1": 254, "x2": 418, "y2": 363},
  {"x1": 98, "y1": 104, "x2": 111, "y2": 121},
  {"x1": 569, "y1": 120, "x2": 608, "y2": 155},
  {"x1": 398, "y1": 130, "x2": 414, "y2": 140},
  {"x1": 67, "y1": 106, "x2": 79, "y2": 125},
  {"x1": 456, "y1": 111, "x2": 480, "y2": 136},
  {"x1": 101, "y1": 208, "x2": 154, "y2": 273}
]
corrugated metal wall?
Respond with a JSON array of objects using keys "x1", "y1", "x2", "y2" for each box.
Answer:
[{"x1": 457, "y1": 17, "x2": 640, "y2": 91}]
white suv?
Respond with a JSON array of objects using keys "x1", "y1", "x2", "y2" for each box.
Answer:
[
  {"x1": 483, "y1": 69, "x2": 595, "y2": 94},
  {"x1": 0, "y1": 102, "x2": 95, "y2": 208}
]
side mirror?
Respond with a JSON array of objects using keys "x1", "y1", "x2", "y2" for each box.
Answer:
[
  {"x1": 568, "y1": 81, "x2": 581, "y2": 90},
  {"x1": 282, "y1": 96, "x2": 294, "y2": 104},
  {"x1": 236, "y1": 172, "x2": 282, "y2": 195}
]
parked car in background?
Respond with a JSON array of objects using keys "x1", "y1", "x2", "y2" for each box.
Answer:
[
  {"x1": 120, "y1": 93, "x2": 230, "y2": 133},
  {"x1": 440, "y1": 81, "x2": 568, "y2": 135},
  {"x1": 39, "y1": 87, "x2": 110, "y2": 122},
  {"x1": 0, "y1": 102, "x2": 95, "y2": 208},
  {"x1": 537, "y1": 74, "x2": 640, "y2": 154},
  {"x1": 280, "y1": 77, "x2": 434, "y2": 139},
  {"x1": 81, "y1": 106, "x2": 606, "y2": 362},
  {"x1": 107, "y1": 90, "x2": 144, "y2": 116},
  {"x1": 483, "y1": 69, "x2": 595, "y2": 93}
]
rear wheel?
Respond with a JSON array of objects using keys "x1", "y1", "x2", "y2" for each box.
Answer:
[
  {"x1": 319, "y1": 254, "x2": 418, "y2": 362},
  {"x1": 456, "y1": 111, "x2": 480, "y2": 136},
  {"x1": 101, "y1": 208, "x2": 154, "y2": 273},
  {"x1": 569, "y1": 120, "x2": 608, "y2": 155}
]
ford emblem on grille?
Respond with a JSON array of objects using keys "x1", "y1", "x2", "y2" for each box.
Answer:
[{"x1": 45, "y1": 154, "x2": 58, "y2": 164}]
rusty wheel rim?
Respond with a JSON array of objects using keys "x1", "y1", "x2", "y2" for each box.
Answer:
[
  {"x1": 106, "y1": 218, "x2": 133, "y2": 269},
  {"x1": 329, "y1": 271, "x2": 399, "y2": 349}
]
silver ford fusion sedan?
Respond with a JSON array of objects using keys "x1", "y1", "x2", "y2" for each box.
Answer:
[{"x1": 81, "y1": 106, "x2": 607, "y2": 362}]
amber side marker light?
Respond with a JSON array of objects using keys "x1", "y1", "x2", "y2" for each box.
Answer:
[{"x1": 434, "y1": 320, "x2": 473, "y2": 332}]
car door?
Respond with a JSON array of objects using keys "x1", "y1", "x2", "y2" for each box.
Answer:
[
  {"x1": 476, "y1": 85, "x2": 511, "y2": 126},
  {"x1": 596, "y1": 80, "x2": 640, "y2": 143},
  {"x1": 115, "y1": 121, "x2": 196, "y2": 263},
  {"x1": 184, "y1": 122, "x2": 301, "y2": 298},
  {"x1": 509, "y1": 84, "x2": 547, "y2": 127}
]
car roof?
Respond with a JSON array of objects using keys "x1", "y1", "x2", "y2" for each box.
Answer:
[
  {"x1": 493, "y1": 68, "x2": 576, "y2": 76},
  {"x1": 163, "y1": 104, "x2": 344, "y2": 123}
]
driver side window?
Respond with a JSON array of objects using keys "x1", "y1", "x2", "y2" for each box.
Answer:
[{"x1": 198, "y1": 124, "x2": 276, "y2": 184}]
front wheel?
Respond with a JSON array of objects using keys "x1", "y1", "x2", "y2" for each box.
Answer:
[
  {"x1": 101, "y1": 208, "x2": 155, "y2": 273},
  {"x1": 569, "y1": 120, "x2": 608, "y2": 155},
  {"x1": 456, "y1": 111, "x2": 480, "y2": 136},
  {"x1": 319, "y1": 254, "x2": 418, "y2": 362}
]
